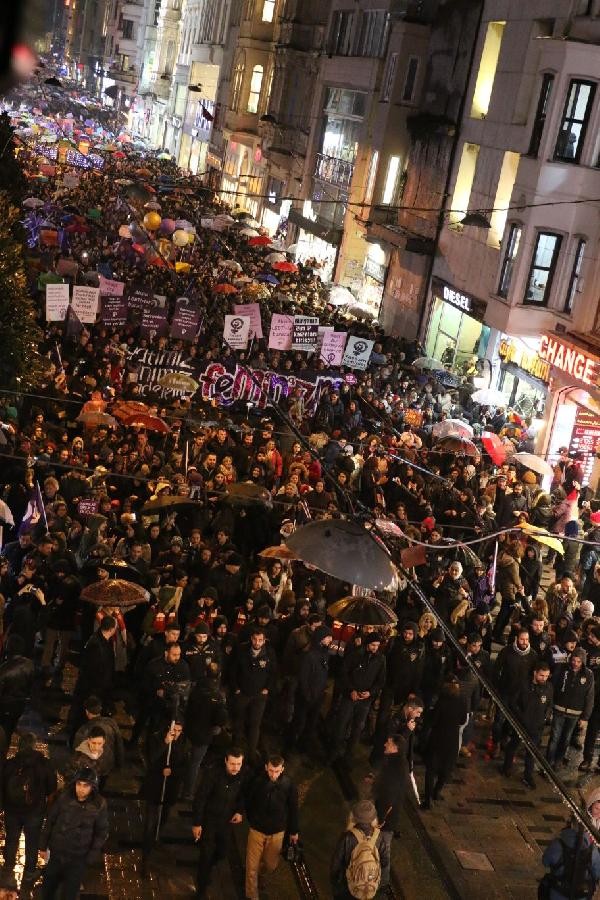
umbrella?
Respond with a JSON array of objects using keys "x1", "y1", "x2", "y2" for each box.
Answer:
[
  {"x1": 141, "y1": 495, "x2": 200, "y2": 513},
  {"x1": 77, "y1": 411, "x2": 118, "y2": 428},
  {"x1": 213, "y1": 283, "x2": 238, "y2": 294},
  {"x1": 81, "y1": 579, "x2": 149, "y2": 607},
  {"x1": 239, "y1": 227, "x2": 259, "y2": 237},
  {"x1": 432, "y1": 419, "x2": 474, "y2": 440},
  {"x1": 157, "y1": 372, "x2": 199, "y2": 392},
  {"x1": 481, "y1": 431, "x2": 507, "y2": 466},
  {"x1": 112, "y1": 400, "x2": 151, "y2": 421},
  {"x1": 287, "y1": 520, "x2": 395, "y2": 591},
  {"x1": 265, "y1": 252, "x2": 286, "y2": 263},
  {"x1": 327, "y1": 596, "x2": 397, "y2": 626},
  {"x1": 248, "y1": 235, "x2": 271, "y2": 246},
  {"x1": 272, "y1": 261, "x2": 298, "y2": 273},
  {"x1": 444, "y1": 543, "x2": 484, "y2": 570},
  {"x1": 259, "y1": 545, "x2": 298, "y2": 561},
  {"x1": 328, "y1": 285, "x2": 355, "y2": 307},
  {"x1": 144, "y1": 201, "x2": 162, "y2": 210},
  {"x1": 256, "y1": 274, "x2": 279, "y2": 285},
  {"x1": 123, "y1": 413, "x2": 171, "y2": 434},
  {"x1": 512, "y1": 452, "x2": 554, "y2": 478},
  {"x1": 81, "y1": 558, "x2": 143, "y2": 582},
  {"x1": 518, "y1": 523, "x2": 564, "y2": 555},
  {"x1": 413, "y1": 356, "x2": 446, "y2": 370},
  {"x1": 471, "y1": 388, "x2": 507, "y2": 407},
  {"x1": 433, "y1": 435, "x2": 479, "y2": 457},
  {"x1": 220, "y1": 260, "x2": 243, "y2": 272},
  {"x1": 373, "y1": 518, "x2": 404, "y2": 538},
  {"x1": 23, "y1": 197, "x2": 44, "y2": 208},
  {"x1": 224, "y1": 483, "x2": 273, "y2": 508}
]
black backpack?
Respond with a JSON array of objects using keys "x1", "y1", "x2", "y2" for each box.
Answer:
[
  {"x1": 551, "y1": 838, "x2": 596, "y2": 898},
  {"x1": 4, "y1": 758, "x2": 42, "y2": 809}
]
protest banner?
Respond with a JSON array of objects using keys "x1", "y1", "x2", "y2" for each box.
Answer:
[
  {"x1": 233, "y1": 302, "x2": 263, "y2": 338},
  {"x1": 224, "y1": 315, "x2": 250, "y2": 350},
  {"x1": 45, "y1": 283, "x2": 70, "y2": 321},
  {"x1": 342, "y1": 336, "x2": 374, "y2": 370},
  {"x1": 171, "y1": 297, "x2": 200, "y2": 340},
  {"x1": 101, "y1": 297, "x2": 128, "y2": 326},
  {"x1": 71, "y1": 285, "x2": 100, "y2": 323},
  {"x1": 98, "y1": 274, "x2": 125, "y2": 297},
  {"x1": 140, "y1": 307, "x2": 168, "y2": 337},
  {"x1": 268, "y1": 313, "x2": 294, "y2": 350},
  {"x1": 320, "y1": 331, "x2": 347, "y2": 366},
  {"x1": 292, "y1": 316, "x2": 319, "y2": 351}
]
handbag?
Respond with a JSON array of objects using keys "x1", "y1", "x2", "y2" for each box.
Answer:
[{"x1": 282, "y1": 835, "x2": 303, "y2": 865}]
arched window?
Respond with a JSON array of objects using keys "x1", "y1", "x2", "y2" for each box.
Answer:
[
  {"x1": 247, "y1": 64, "x2": 264, "y2": 114},
  {"x1": 230, "y1": 55, "x2": 245, "y2": 111}
]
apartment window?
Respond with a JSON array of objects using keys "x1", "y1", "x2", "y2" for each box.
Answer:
[
  {"x1": 450, "y1": 142, "x2": 480, "y2": 223},
  {"x1": 262, "y1": 0, "x2": 276, "y2": 22},
  {"x1": 524, "y1": 232, "x2": 562, "y2": 305},
  {"x1": 488, "y1": 151, "x2": 520, "y2": 247},
  {"x1": 564, "y1": 238, "x2": 586, "y2": 313},
  {"x1": 121, "y1": 19, "x2": 133, "y2": 39},
  {"x1": 381, "y1": 52, "x2": 398, "y2": 102},
  {"x1": 402, "y1": 57, "x2": 419, "y2": 103},
  {"x1": 528, "y1": 73, "x2": 554, "y2": 157},
  {"x1": 329, "y1": 10, "x2": 355, "y2": 56},
  {"x1": 554, "y1": 79, "x2": 596, "y2": 163},
  {"x1": 364, "y1": 150, "x2": 379, "y2": 204},
  {"x1": 247, "y1": 65, "x2": 264, "y2": 114},
  {"x1": 231, "y1": 58, "x2": 245, "y2": 111},
  {"x1": 381, "y1": 155, "x2": 401, "y2": 205},
  {"x1": 498, "y1": 224, "x2": 522, "y2": 298},
  {"x1": 471, "y1": 21, "x2": 505, "y2": 118},
  {"x1": 354, "y1": 10, "x2": 389, "y2": 58}
]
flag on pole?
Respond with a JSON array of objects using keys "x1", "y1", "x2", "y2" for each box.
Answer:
[
  {"x1": 19, "y1": 481, "x2": 47, "y2": 534},
  {"x1": 65, "y1": 302, "x2": 84, "y2": 339},
  {"x1": 488, "y1": 539, "x2": 499, "y2": 596}
]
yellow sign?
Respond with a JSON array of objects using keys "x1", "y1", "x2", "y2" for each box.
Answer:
[{"x1": 499, "y1": 339, "x2": 550, "y2": 384}]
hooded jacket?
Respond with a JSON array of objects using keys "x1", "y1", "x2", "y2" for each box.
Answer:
[
  {"x1": 39, "y1": 783, "x2": 108, "y2": 861},
  {"x1": 552, "y1": 655, "x2": 595, "y2": 720},
  {"x1": 297, "y1": 630, "x2": 331, "y2": 704}
]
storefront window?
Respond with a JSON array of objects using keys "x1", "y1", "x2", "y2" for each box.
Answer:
[{"x1": 425, "y1": 297, "x2": 489, "y2": 372}]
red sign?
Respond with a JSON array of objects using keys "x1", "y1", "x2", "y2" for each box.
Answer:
[
  {"x1": 569, "y1": 407, "x2": 600, "y2": 486},
  {"x1": 539, "y1": 335, "x2": 598, "y2": 386}
]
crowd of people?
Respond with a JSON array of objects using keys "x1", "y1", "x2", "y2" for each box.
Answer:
[{"x1": 0, "y1": 83, "x2": 599, "y2": 899}]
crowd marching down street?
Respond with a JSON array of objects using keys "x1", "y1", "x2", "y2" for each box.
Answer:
[{"x1": 0, "y1": 74, "x2": 600, "y2": 900}]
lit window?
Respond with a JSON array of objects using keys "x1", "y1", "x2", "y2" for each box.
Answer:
[
  {"x1": 564, "y1": 238, "x2": 586, "y2": 313},
  {"x1": 450, "y1": 142, "x2": 480, "y2": 223},
  {"x1": 262, "y1": 0, "x2": 276, "y2": 22},
  {"x1": 524, "y1": 232, "x2": 562, "y2": 306},
  {"x1": 498, "y1": 224, "x2": 521, "y2": 298},
  {"x1": 364, "y1": 150, "x2": 379, "y2": 204},
  {"x1": 488, "y1": 151, "x2": 519, "y2": 247},
  {"x1": 381, "y1": 155, "x2": 400, "y2": 205},
  {"x1": 554, "y1": 79, "x2": 596, "y2": 163},
  {"x1": 471, "y1": 21, "x2": 505, "y2": 118},
  {"x1": 247, "y1": 64, "x2": 264, "y2": 114}
]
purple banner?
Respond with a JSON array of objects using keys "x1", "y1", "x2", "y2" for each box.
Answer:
[
  {"x1": 171, "y1": 297, "x2": 200, "y2": 341},
  {"x1": 101, "y1": 297, "x2": 128, "y2": 327},
  {"x1": 140, "y1": 308, "x2": 168, "y2": 337}
]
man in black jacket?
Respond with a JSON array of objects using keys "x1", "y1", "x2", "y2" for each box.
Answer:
[
  {"x1": 145, "y1": 643, "x2": 191, "y2": 732},
  {"x1": 2, "y1": 732, "x2": 57, "y2": 884},
  {"x1": 191, "y1": 748, "x2": 246, "y2": 898},
  {"x1": 547, "y1": 647, "x2": 595, "y2": 768},
  {"x1": 372, "y1": 733, "x2": 419, "y2": 888},
  {"x1": 491, "y1": 629, "x2": 537, "y2": 754},
  {"x1": 376, "y1": 623, "x2": 423, "y2": 746},
  {"x1": 579, "y1": 626, "x2": 600, "y2": 772},
  {"x1": 288, "y1": 624, "x2": 332, "y2": 754},
  {"x1": 332, "y1": 634, "x2": 386, "y2": 762},
  {"x1": 502, "y1": 662, "x2": 553, "y2": 789},
  {"x1": 68, "y1": 616, "x2": 117, "y2": 738},
  {"x1": 244, "y1": 755, "x2": 298, "y2": 900},
  {"x1": 39, "y1": 766, "x2": 108, "y2": 900},
  {"x1": 0, "y1": 635, "x2": 34, "y2": 741},
  {"x1": 231, "y1": 628, "x2": 277, "y2": 760}
]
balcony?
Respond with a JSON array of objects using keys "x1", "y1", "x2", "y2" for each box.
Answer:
[
  {"x1": 313, "y1": 153, "x2": 354, "y2": 190},
  {"x1": 108, "y1": 65, "x2": 137, "y2": 85}
]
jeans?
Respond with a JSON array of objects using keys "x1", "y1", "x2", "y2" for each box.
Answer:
[
  {"x1": 233, "y1": 693, "x2": 267, "y2": 757},
  {"x1": 142, "y1": 802, "x2": 173, "y2": 856},
  {"x1": 3, "y1": 810, "x2": 43, "y2": 873},
  {"x1": 380, "y1": 829, "x2": 393, "y2": 887},
  {"x1": 503, "y1": 730, "x2": 541, "y2": 780},
  {"x1": 333, "y1": 696, "x2": 372, "y2": 758},
  {"x1": 547, "y1": 713, "x2": 579, "y2": 766},
  {"x1": 186, "y1": 744, "x2": 209, "y2": 797},
  {"x1": 195, "y1": 827, "x2": 229, "y2": 897},
  {"x1": 41, "y1": 628, "x2": 72, "y2": 670},
  {"x1": 41, "y1": 855, "x2": 87, "y2": 900}
]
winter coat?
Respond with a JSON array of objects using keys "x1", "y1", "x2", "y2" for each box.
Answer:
[
  {"x1": 493, "y1": 641, "x2": 538, "y2": 706},
  {"x1": 0, "y1": 654, "x2": 34, "y2": 712},
  {"x1": 184, "y1": 682, "x2": 228, "y2": 747},
  {"x1": 192, "y1": 761, "x2": 248, "y2": 831},
  {"x1": 373, "y1": 742, "x2": 417, "y2": 832},
  {"x1": 74, "y1": 715, "x2": 124, "y2": 769},
  {"x1": 425, "y1": 689, "x2": 469, "y2": 767},
  {"x1": 75, "y1": 631, "x2": 115, "y2": 698},
  {"x1": 511, "y1": 678, "x2": 553, "y2": 736},
  {"x1": 385, "y1": 637, "x2": 425, "y2": 701},
  {"x1": 39, "y1": 784, "x2": 108, "y2": 861},
  {"x1": 231, "y1": 642, "x2": 277, "y2": 696},
  {"x1": 245, "y1": 771, "x2": 299, "y2": 836},
  {"x1": 495, "y1": 552, "x2": 522, "y2": 603},
  {"x1": 64, "y1": 741, "x2": 113, "y2": 782},
  {"x1": 141, "y1": 731, "x2": 188, "y2": 805},
  {"x1": 542, "y1": 828, "x2": 600, "y2": 900},
  {"x1": 339, "y1": 648, "x2": 386, "y2": 699},
  {"x1": 2, "y1": 747, "x2": 57, "y2": 813},
  {"x1": 552, "y1": 663, "x2": 595, "y2": 720},
  {"x1": 297, "y1": 640, "x2": 330, "y2": 704}
]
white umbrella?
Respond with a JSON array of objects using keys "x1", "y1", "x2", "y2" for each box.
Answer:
[
  {"x1": 220, "y1": 259, "x2": 243, "y2": 272},
  {"x1": 471, "y1": 388, "x2": 507, "y2": 406},
  {"x1": 329, "y1": 285, "x2": 355, "y2": 307},
  {"x1": 239, "y1": 227, "x2": 259, "y2": 237},
  {"x1": 287, "y1": 243, "x2": 299, "y2": 255},
  {"x1": 174, "y1": 219, "x2": 193, "y2": 230},
  {"x1": 214, "y1": 214, "x2": 234, "y2": 225},
  {"x1": 413, "y1": 356, "x2": 446, "y2": 370},
  {"x1": 265, "y1": 251, "x2": 286, "y2": 263},
  {"x1": 236, "y1": 217, "x2": 260, "y2": 229},
  {"x1": 144, "y1": 201, "x2": 161, "y2": 210},
  {"x1": 432, "y1": 419, "x2": 474, "y2": 439},
  {"x1": 268, "y1": 241, "x2": 285, "y2": 251},
  {"x1": 23, "y1": 197, "x2": 44, "y2": 208},
  {"x1": 512, "y1": 452, "x2": 554, "y2": 478}
]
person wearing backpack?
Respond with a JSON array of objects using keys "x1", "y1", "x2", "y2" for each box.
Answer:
[
  {"x1": 540, "y1": 817, "x2": 600, "y2": 899},
  {"x1": 330, "y1": 800, "x2": 389, "y2": 900},
  {"x1": 1, "y1": 732, "x2": 57, "y2": 885}
]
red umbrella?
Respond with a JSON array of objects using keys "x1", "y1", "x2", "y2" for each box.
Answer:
[
  {"x1": 122, "y1": 413, "x2": 171, "y2": 434},
  {"x1": 434, "y1": 435, "x2": 479, "y2": 457},
  {"x1": 481, "y1": 431, "x2": 507, "y2": 466},
  {"x1": 272, "y1": 261, "x2": 298, "y2": 273},
  {"x1": 213, "y1": 283, "x2": 238, "y2": 294},
  {"x1": 112, "y1": 400, "x2": 151, "y2": 421},
  {"x1": 248, "y1": 235, "x2": 271, "y2": 246}
]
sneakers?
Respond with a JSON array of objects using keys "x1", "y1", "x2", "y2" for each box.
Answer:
[{"x1": 522, "y1": 775, "x2": 536, "y2": 790}]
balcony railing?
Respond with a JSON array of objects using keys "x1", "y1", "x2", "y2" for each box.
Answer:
[{"x1": 314, "y1": 153, "x2": 354, "y2": 189}]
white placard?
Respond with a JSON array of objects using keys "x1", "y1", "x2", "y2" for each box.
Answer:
[
  {"x1": 45, "y1": 283, "x2": 70, "y2": 321},
  {"x1": 71, "y1": 285, "x2": 100, "y2": 323},
  {"x1": 224, "y1": 315, "x2": 250, "y2": 350},
  {"x1": 342, "y1": 336, "x2": 374, "y2": 370}
]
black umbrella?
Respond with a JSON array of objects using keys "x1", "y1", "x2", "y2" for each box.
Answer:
[
  {"x1": 141, "y1": 495, "x2": 201, "y2": 513},
  {"x1": 104, "y1": 84, "x2": 119, "y2": 99},
  {"x1": 80, "y1": 557, "x2": 143, "y2": 583},
  {"x1": 223, "y1": 482, "x2": 272, "y2": 508},
  {"x1": 327, "y1": 596, "x2": 397, "y2": 626},
  {"x1": 444, "y1": 543, "x2": 484, "y2": 570}
]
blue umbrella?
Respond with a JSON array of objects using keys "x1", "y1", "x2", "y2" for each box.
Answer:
[{"x1": 256, "y1": 273, "x2": 279, "y2": 285}]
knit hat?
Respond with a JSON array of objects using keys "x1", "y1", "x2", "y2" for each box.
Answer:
[
  {"x1": 474, "y1": 601, "x2": 489, "y2": 616},
  {"x1": 364, "y1": 633, "x2": 382, "y2": 647},
  {"x1": 430, "y1": 627, "x2": 444, "y2": 642},
  {"x1": 352, "y1": 800, "x2": 377, "y2": 826},
  {"x1": 201, "y1": 587, "x2": 219, "y2": 602},
  {"x1": 72, "y1": 766, "x2": 99, "y2": 789},
  {"x1": 256, "y1": 605, "x2": 272, "y2": 620},
  {"x1": 214, "y1": 615, "x2": 228, "y2": 629},
  {"x1": 563, "y1": 629, "x2": 578, "y2": 644},
  {"x1": 579, "y1": 600, "x2": 595, "y2": 619}
]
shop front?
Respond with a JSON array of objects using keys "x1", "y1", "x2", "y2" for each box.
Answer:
[
  {"x1": 287, "y1": 203, "x2": 342, "y2": 283},
  {"x1": 425, "y1": 278, "x2": 489, "y2": 373},
  {"x1": 538, "y1": 333, "x2": 600, "y2": 490},
  {"x1": 497, "y1": 336, "x2": 549, "y2": 419}
]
